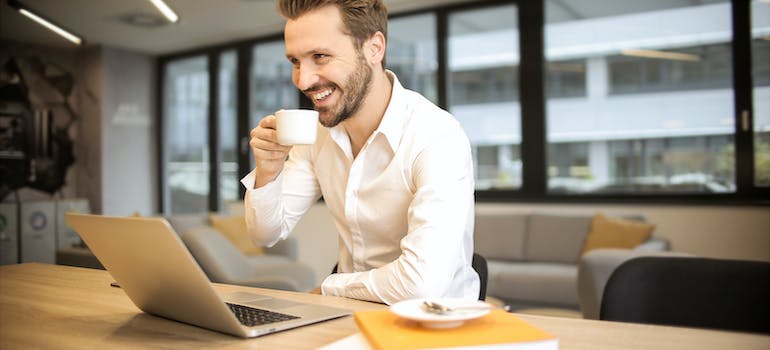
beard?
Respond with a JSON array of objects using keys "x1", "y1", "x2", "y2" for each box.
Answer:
[{"x1": 308, "y1": 53, "x2": 373, "y2": 128}]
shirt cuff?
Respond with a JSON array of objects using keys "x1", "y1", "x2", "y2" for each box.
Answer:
[
  {"x1": 321, "y1": 270, "x2": 384, "y2": 304},
  {"x1": 239, "y1": 169, "x2": 258, "y2": 190},
  {"x1": 241, "y1": 170, "x2": 283, "y2": 202}
]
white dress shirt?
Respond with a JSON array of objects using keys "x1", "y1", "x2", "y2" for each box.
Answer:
[{"x1": 241, "y1": 72, "x2": 478, "y2": 305}]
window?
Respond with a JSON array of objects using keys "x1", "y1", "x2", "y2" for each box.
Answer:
[
  {"x1": 545, "y1": 0, "x2": 735, "y2": 194},
  {"x1": 249, "y1": 41, "x2": 297, "y2": 169},
  {"x1": 388, "y1": 14, "x2": 438, "y2": 103},
  {"x1": 218, "y1": 51, "x2": 238, "y2": 207},
  {"x1": 546, "y1": 59, "x2": 586, "y2": 98},
  {"x1": 751, "y1": 0, "x2": 770, "y2": 186},
  {"x1": 159, "y1": 0, "x2": 768, "y2": 211},
  {"x1": 448, "y1": 4, "x2": 521, "y2": 190},
  {"x1": 607, "y1": 43, "x2": 732, "y2": 95},
  {"x1": 163, "y1": 56, "x2": 209, "y2": 213}
]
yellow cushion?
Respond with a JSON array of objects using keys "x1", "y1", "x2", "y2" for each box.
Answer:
[
  {"x1": 209, "y1": 214, "x2": 263, "y2": 255},
  {"x1": 582, "y1": 213, "x2": 655, "y2": 254}
]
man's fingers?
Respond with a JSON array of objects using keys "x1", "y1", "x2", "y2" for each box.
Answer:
[
  {"x1": 250, "y1": 134, "x2": 291, "y2": 153},
  {"x1": 259, "y1": 115, "x2": 277, "y2": 129}
]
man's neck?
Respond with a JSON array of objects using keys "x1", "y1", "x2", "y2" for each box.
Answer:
[{"x1": 342, "y1": 70, "x2": 393, "y2": 158}]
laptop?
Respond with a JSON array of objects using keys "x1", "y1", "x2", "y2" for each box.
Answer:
[{"x1": 65, "y1": 212, "x2": 350, "y2": 338}]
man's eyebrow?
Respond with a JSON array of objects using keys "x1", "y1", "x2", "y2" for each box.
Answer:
[{"x1": 286, "y1": 48, "x2": 334, "y2": 60}]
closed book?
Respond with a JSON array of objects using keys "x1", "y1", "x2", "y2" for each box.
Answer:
[{"x1": 354, "y1": 309, "x2": 558, "y2": 350}]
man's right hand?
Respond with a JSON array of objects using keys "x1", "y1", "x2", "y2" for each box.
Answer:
[{"x1": 249, "y1": 115, "x2": 293, "y2": 188}]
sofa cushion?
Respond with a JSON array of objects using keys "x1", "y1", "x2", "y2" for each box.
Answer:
[
  {"x1": 474, "y1": 213, "x2": 527, "y2": 261},
  {"x1": 525, "y1": 214, "x2": 592, "y2": 264},
  {"x1": 487, "y1": 260, "x2": 578, "y2": 307},
  {"x1": 581, "y1": 213, "x2": 655, "y2": 254},
  {"x1": 166, "y1": 214, "x2": 208, "y2": 237},
  {"x1": 209, "y1": 214, "x2": 263, "y2": 255}
]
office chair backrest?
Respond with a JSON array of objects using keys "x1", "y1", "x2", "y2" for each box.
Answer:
[
  {"x1": 472, "y1": 253, "x2": 488, "y2": 301},
  {"x1": 600, "y1": 256, "x2": 770, "y2": 334}
]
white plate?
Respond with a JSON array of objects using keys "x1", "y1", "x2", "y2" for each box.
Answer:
[{"x1": 389, "y1": 298, "x2": 491, "y2": 329}]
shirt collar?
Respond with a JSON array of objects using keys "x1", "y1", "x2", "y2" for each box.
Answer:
[{"x1": 374, "y1": 70, "x2": 408, "y2": 152}]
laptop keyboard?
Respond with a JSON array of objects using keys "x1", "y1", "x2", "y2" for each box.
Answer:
[{"x1": 226, "y1": 303, "x2": 300, "y2": 327}]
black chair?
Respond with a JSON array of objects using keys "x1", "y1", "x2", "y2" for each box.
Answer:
[
  {"x1": 331, "y1": 252, "x2": 488, "y2": 301},
  {"x1": 472, "y1": 253, "x2": 488, "y2": 301},
  {"x1": 600, "y1": 256, "x2": 770, "y2": 334}
]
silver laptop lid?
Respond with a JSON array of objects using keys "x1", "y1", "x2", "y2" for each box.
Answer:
[{"x1": 65, "y1": 213, "x2": 349, "y2": 338}]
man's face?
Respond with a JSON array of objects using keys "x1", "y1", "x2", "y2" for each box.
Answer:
[{"x1": 284, "y1": 5, "x2": 373, "y2": 127}]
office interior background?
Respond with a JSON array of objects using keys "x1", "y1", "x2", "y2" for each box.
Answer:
[{"x1": 1, "y1": 0, "x2": 768, "y2": 273}]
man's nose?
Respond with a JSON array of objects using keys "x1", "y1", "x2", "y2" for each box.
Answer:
[{"x1": 294, "y1": 65, "x2": 318, "y2": 91}]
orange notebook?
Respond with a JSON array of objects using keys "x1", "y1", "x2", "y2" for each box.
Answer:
[{"x1": 354, "y1": 309, "x2": 558, "y2": 350}]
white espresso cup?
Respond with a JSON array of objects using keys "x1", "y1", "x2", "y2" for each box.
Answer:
[{"x1": 275, "y1": 109, "x2": 319, "y2": 145}]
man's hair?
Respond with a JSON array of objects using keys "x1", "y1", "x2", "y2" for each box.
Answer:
[{"x1": 278, "y1": 0, "x2": 388, "y2": 68}]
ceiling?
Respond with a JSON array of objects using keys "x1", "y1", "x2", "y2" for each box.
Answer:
[{"x1": 0, "y1": 0, "x2": 477, "y2": 56}]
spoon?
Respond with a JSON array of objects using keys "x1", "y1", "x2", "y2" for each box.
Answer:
[{"x1": 421, "y1": 300, "x2": 492, "y2": 315}]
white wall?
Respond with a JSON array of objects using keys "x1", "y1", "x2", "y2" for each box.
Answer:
[
  {"x1": 100, "y1": 47, "x2": 157, "y2": 216},
  {"x1": 291, "y1": 202, "x2": 770, "y2": 283}
]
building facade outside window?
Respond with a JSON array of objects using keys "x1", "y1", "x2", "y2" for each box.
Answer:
[
  {"x1": 249, "y1": 41, "x2": 298, "y2": 170},
  {"x1": 163, "y1": 56, "x2": 209, "y2": 213},
  {"x1": 218, "y1": 51, "x2": 238, "y2": 206},
  {"x1": 448, "y1": 4, "x2": 522, "y2": 190},
  {"x1": 539, "y1": 0, "x2": 769, "y2": 194},
  {"x1": 751, "y1": 0, "x2": 770, "y2": 187},
  {"x1": 388, "y1": 14, "x2": 438, "y2": 103}
]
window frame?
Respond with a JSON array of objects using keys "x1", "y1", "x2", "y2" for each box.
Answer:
[{"x1": 156, "y1": 0, "x2": 769, "y2": 215}]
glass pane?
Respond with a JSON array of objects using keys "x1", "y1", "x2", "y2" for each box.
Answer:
[
  {"x1": 164, "y1": 56, "x2": 209, "y2": 213},
  {"x1": 250, "y1": 41, "x2": 298, "y2": 169},
  {"x1": 388, "y1": 13, "x2": 438, "y2": 103},
  {"x1": 448, "y1": 5, "x2": 521, "y2": 190},
  {"x1": 545, "y1": 0, "x2": 734, "y2": 194},
  {"x1": 752, "y1": 0, "x2": 770, "y2": 187},
  {"x1": 218, "y1": 51, "x2": 238, "y2": 206}
]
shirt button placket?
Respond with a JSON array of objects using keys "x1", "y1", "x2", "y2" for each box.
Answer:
[{"x1": 345, "y1": 158, "x2": 365, "y2": 272}]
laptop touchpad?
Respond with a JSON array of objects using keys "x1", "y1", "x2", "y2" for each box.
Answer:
[
  {"x1": 222, "y1": 291, "x2": 272, "y2": 304},
  {"x1": 223, "y1": 291, "x2": 303, "y2": 310}
]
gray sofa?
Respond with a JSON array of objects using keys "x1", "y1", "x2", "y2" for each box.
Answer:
[
  {"x1": 473, "y1": 212, "x2": 670, "y2": 310},
  {"x1": 57, "y1": 213, "x2": 316, "y2": 292}
]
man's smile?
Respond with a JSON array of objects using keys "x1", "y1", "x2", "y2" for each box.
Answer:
[{"x1": 312, "y1": 87, "x2": 334, "y2": 101}]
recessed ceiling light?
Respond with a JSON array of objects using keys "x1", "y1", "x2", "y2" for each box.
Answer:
[{"x1": 117, "y1": 12, "x2": 168, "y2": 28}]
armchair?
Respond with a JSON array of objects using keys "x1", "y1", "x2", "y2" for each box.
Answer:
[{"x1": 182, "y1": 226, "x2": 316, "y2": 292}]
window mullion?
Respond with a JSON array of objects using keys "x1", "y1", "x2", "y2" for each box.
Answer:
[{"x1": 731, "y1": 0, "x2": 755, "y2": 194}]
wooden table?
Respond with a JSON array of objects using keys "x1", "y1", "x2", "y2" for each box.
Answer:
[{"x1": 1, "y1": 263, "x2": 768, "y2": 349}]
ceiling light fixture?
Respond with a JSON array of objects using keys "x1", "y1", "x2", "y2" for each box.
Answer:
[
  {"x1": 148, "y1": 0, "x2": 179, "y2": 23},
  {"x1": 7, "y1": 0, "x2": 83, "y2": 45},
  {"x1": 621, "y1": 49, "x2": 700, "y2": 62}
]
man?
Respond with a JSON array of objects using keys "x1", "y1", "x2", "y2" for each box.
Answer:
[{"x1": 241, "y1": 0, "x2": 478, "y2": 305}]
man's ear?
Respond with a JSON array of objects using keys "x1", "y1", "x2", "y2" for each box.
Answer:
[{"x1": 366, "y1": 31, "x2": 386, "y2": 66}]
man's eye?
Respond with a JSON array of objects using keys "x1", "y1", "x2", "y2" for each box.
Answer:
[{"x1": 314, "y1": 54, "x2": 328, "y2": 60}]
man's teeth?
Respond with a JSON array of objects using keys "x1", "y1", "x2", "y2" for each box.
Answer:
[{"x1": 313, "y1": 89, "x2": 333, "y2": 100}]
